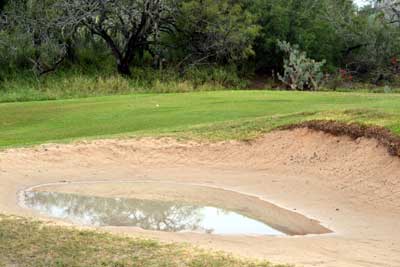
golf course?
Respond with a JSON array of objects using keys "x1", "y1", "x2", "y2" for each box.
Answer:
[{"x1": 1, "y1": 0, "x2": 400, "y2": 266}]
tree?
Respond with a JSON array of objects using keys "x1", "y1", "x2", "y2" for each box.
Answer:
[
  {"x1": 55, "y1": 0, "x2": 177, "y2": 76},
  {"x1": 1, "y1": 0, "x2": 68, "y2": 75},
  {"x1": 325, "y1": 0, "x2": 400, "y2": 81},
  {"x1": 375, "y1": 0, "x2": 400, "y2": 25},
  {"x1": 0, "y1": 0, "x2": 7, "y2": 12},
  {"x1": 170, "y1": 0, "x2": 259, "y2": 67},
  {"x1": 249, "y1": 0, "x2": 347, "y2": 73}
]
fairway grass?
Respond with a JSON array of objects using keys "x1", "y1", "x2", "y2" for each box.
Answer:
[
  {"x1": 1, "y1": 90, "x2": 399, "y2": 148},
  {"x1": 0, "y1": 215, "x2": 284, "y2": 267}
]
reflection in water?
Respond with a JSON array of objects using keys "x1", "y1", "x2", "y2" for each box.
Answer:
[{"x1": 23, "y1": 191, "x2": 285, "y2": 236}]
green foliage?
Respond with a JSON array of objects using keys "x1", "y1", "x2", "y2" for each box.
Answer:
[
  {"x1": 249, "y1": 0, "x2": 346, "y2": 72},
  {"x1": 346, "y1": 13, "x2": 400, "y2": 82},
  {"x1": 171, "y1": 0, "x2": 259, "y2": 64},
  {"x1": 278, "y1": 41, "x2": 325, "y2": 90},
  {"x1": 1, "y1": 0, "x2": 400, "y2": 89},
  {"x1": 321, "y1": 0, "x2": 400, "y2": 82},
  {"x1": 1, "y1": 0, "x2": 67, "y2": 75}
]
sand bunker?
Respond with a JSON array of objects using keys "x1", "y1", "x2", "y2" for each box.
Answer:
[{"x1": 1, "y1": 128, "x2": 400, "y2": 267}]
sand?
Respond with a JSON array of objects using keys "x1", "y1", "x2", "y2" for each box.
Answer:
[{"x1": 0, "y1": 128, "x2": 399, "y2": 267}]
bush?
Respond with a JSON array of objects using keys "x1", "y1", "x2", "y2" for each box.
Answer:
[{"x1": 277, "y1": 41, "x2": 325, "y2": 91}]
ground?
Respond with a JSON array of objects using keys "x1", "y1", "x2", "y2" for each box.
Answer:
[{"x1": 0, "y1": 91, "x2": 400, "y2": 267}]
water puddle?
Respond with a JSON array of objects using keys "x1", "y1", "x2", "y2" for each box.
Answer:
[
  {"x1": 22, "y1": 191, "x2": 286, "y2": 236},
  {"x1": 19, "y1": 181, "x2": 332, "y2": 236}
]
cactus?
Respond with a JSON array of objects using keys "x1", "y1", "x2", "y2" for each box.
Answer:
[{"x1": 277, "y1": 41, "x2": 325, "y2": 91}]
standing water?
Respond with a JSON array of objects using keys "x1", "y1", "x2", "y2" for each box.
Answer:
[{"x1": 22, "y1": 191, "x2": 286, "y2": 236}]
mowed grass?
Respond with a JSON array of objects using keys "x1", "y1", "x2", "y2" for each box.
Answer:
[
  {"x1": 1, "y1": 90, "x2": 400, "y2": 148},
  {"x1": 0, "y1": 215, "x2": 283, "y2": 267}
]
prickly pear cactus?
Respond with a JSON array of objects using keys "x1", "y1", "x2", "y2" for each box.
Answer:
[{"x1": 277, "y1": 41, "x2": 325, "y2": 90}]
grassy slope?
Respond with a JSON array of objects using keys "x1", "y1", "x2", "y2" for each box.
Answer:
[
  {"x1": 0, "y1": 216, "x2": 282, "y2": 267},
  {"x1": 0, "y1": 90, "x2": 399, "y2": 148}
]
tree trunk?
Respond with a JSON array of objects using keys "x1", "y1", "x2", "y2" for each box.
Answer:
[
  {"x1": 65, "y1": 39, "x2": 76, "y2": 63},
  {"x1": 117, "y1": 61, "x2": 131, "y2": 76}
]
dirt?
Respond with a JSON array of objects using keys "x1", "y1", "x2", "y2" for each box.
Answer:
[
  {"x1": 282, "y1": 120, "x2": 400, "y2": 157},
  {"x1": 1, "y1": 128, "x2": 400, "y2": 267}
]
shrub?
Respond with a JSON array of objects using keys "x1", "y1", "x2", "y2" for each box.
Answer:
[{"x1": 277, "y1": 41, "x2": 325, "y2": 91}]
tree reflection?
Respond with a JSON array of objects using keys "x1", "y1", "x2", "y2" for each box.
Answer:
[{"x1": 23, "y1": 191, "x2": 207, "y2": 233}]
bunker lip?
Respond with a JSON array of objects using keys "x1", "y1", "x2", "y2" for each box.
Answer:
[
  {"x1": 280, "y1": 120, "x2": 400, "y2": 157},
  {"x1": 18, "y1": 181, "x2": 332, "y2": 236}
]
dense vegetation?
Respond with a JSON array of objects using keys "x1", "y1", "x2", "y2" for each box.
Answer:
[{"x1": 1, "y1": 0, "x2": 400, "y2": 101}]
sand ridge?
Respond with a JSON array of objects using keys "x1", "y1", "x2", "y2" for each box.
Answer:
[{"x1": 0, "y1": 128, "x2": 400, "y2": 267}]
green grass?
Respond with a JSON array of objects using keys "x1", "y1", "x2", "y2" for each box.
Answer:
[
  {"x1": 0, "y1": 215, "x2": 284, "y2": 267},
  {"x1": 1, "y1": 90, "x2": 400, "y2": 148}
]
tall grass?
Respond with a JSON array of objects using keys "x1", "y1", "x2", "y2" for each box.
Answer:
[{"x1": 0, "y1": 66, "x2": 248, "y2": 103}]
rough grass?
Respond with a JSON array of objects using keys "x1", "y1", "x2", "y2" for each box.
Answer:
[
  {"x1": 0, "y1": 90, "x2": 400, "y2": 148},
  {"x1": 0, "y1": 215, "x2": 285, "y2": 267},
  {"x1": 0, "y1": 68, "x2": 246, "y2": 103}
]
